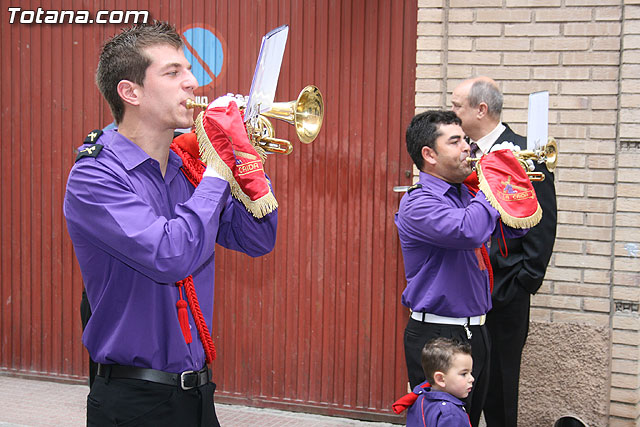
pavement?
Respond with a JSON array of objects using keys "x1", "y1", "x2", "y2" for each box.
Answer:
[{"x1": 0, "y1": 375, "x2": 400, "y2": 426}]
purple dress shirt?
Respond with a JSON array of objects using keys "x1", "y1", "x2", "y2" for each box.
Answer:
[
  {"x1": 395, "y1": 172, "x2": 511, "y2": 318},
  {"x1": 64, "y1": 129, "x2": 277, "y2": 374}
]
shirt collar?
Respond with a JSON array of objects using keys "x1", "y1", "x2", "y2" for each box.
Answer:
[
  {"x1": 418, "y1": 171, "x2": 461, "y2": 197},
  {"x1": 475, "y1": 122, "x2": 505, "y2": 154},
  {"x1": 424, "y1": 390, "x2": 466, "y2": 406},
  {"x1": 106, "y1": 129, "x2": 184, "y2": 174}
]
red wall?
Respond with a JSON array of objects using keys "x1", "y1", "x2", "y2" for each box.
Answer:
[{"x1": 0, "y1": 0, "x2": 416, "y2": 420}]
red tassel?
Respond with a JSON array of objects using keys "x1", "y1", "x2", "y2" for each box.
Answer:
[{"x1": 176, "y1": 299, "x2": 192, "y2": 344}]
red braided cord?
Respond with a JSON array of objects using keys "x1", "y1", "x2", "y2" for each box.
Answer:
[{"x1": 178, "y1": 276, "x2": 217, "y2": 363}]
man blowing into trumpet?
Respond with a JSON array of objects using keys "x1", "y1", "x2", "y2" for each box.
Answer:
[
  {"x1": 64, "y1": 21, "x2": 277, "y2": 426},
  {"x1": 395, "y1": 110, "x2": 528, "y2": 427},
  {"x1": 452, "y1": 76, "x2": 557, "y2": 427}
]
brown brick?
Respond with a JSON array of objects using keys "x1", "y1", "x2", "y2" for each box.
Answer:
[
  {"x1": 622, "y1": 50, "x2": 640, "y2": 64},
  {"x1": 448, "y1": 23, "x2": 502, "y2": 37},
  {"x1": 447, "y1": 37, "x2": 473, "y2": 51},
  {"x1": 556, "y1": 223, "x2": 612, "y2": 240},
  {"x1": 418, "y1": 8, "x2": 443, "y2": 22},
  {"x1": 613, "y1": 344, "x2": 640, "y2": 362},
  {"x1": 502, "y1": 81, "x2": 559, "y2": 94},
  {"x1": 561, "y1": 80, "x2": 619, "y2": 95},
  {"x1": 558, "y1": 211, "x2": 585, "y2": 225},
  {"x1": 417, "y1": 36, "x2": 442, "y2": 50},
  {"x1": 613, "y1": 330, "x2": 640, "y2": 346},
  {"x1": 535, "y1": 8, "x2": 593, "y2": 22},
  {"x1": 447, "y1": 51, "x2": 502, "y2": 65},
  {"x1": 621, "y1": 63, "x2": 640, "y2": 78},
  {"x1": 611, "y1": 358, "x2": 639, "y2": 375},
  {"x1": 448, "y1": 9, "x2": 473, "y2": 22},
  {"x1": 557, "y1": 153, "x2": 586, "y2": 168},
  {"x1": 417, "y1": 22, "x2": 444, "y2": 36},
  {"x1": 477, "y1": 9, "x2": 532, "y2": 22},
  {"x1": 608, "y1": 402, "x2": 640, "y2": 421},
  {"x1": 550, "y1": 95, "x2": 590, "y2": 109},
  {"x1": 617, "y1": 183, "x2": 638, "y2": 198},
  {"x1": 583, "y1": 297, "x2": 611, "y2": 312},
  {"x1": 450, "y1": 0, "x2": 502, "y2": 6},
  {"x1": 533, "y1": 67, "x2": 590, "y2": 80},
  {"x1": 620, "y1": 123, "x2": 640, "y2": 139},
  {"x1": 615, "y1": 213, "x2": 640, "y2": 227},
  {"x1": 474, "y1": 66, "x2": 531, "y2": 80},
  {"x1": 549, "y1": 124, "x2": 587, "y2": 138},
  {"x1": 545, "y1": 266, "x2": 582, "y2": 282},
  {"x1": 620, "y1": 109, "x2": 640, "y2": 123},
  {"x1": 591, "y1": 95, "x2": 619, "y2": 109},
  {"x1": 583, "y1": 269, "x2": 612, "y2": 285},
  {"x1": 565, "y1": 22, "x2": 622, "y2": 36},
  {"x1": 613, "y1": 273, "x2": 640, "y2": 288},
  {"x1": 552, "y1": 310, "x2": 609, "y2": 326},
  {"x1": 555, "y1": 282, "x2": 610, "y2": 297},
  {"x1": 595, "y1": 7, "x2": 623, "y2": 21},
  {"x1": 506, "y1": 0, "x2": 562, "y2": 6},
  {"x1": 610, "y1": 387, "x2": 640, "y2": 405},
  {"x1": 589, "y1": 125, "x2": 617, "y2": 139},
  {"x1": 611, "y1": 373, "x2": 640, "y2": 389},
  {"x1": 617, "y1": 198, "x2": 640, "y2": 213},
  {"x1": 476, "y1": 38, "x2": 531, "y2": 51},
  {"x1": 612, "y1": 285, "x2": 640, "y2": 300},
  {"x1": 531, "y1": 294, "x2": 583, "y2": 310},
  {"x1": 560, "y1": 110, "x2": 618, "y2": 125},
  {"x1": 618, "y1": 168, "x2": 640, "y2": 184},
  {"x1": 417, "y1": 50, "x2": 443, "y2": 65},
  {"x1": 558, "y1": 168, "x2": 615, "y2": 184},
  {"x1": 586, "y1": 212, "x2": 614, "y2": 227},
  {"x1": 504, "y1": 23, "x2": 561, "y2": 36},
  {"x1": 564, "y1": 51, "x2": 621, "y2": 66},
  {"x1": 586, "y1": 183, "x2": 615, "y2": 199},
  {"x1": 416, "y1": 65, "x2": 444, "y2": 79},
  {"x1": 593, "y1": 37, "x2": 622, "y2": 51},
  {"x1": 555, "y1": 182, "x2": 585, "y2": 197},
  {"x1": 566, "y1": 0, "x2": 622, "y2": 4},
  {"x1": 616, "y1": 241, "x2": 640, "y2": 257},
  {"x1": 530, "y1": 307, "x2": 552, "y2": 321},
  {"x1": 555, "y1": 253, "x2": 612, "y2": 269},
  {"x1": 614, "y1": 256, "x2": 640, "y2": 273},
  {"x1": 586, "y1": 240, "x2": 613, "y2": 255},
  {"x1": 418, "y1": 0, "x2": 444, "y2": 6},
  {"x1": 613, "y1": 315, "x2": 640, "y2": 331}
]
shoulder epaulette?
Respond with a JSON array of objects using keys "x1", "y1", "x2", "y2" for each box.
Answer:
[
  {"x1": 407, "y1": 183, "x2": 422, "y2": 193},
  {"x1": 76, "y1": 129, "x2": 105, "y2": 163},
  {"x1": 75, "y1": 144, "x2": 104, "y2": 162},
  {"x1": 84, "y1": 129, "x2": 103, "y2": 144}
]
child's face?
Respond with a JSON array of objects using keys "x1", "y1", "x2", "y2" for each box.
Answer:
[{"x1": 441, "y1": 353, "x2": 474, "y2": 399}]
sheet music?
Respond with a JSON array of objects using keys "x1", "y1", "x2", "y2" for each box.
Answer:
[
  {"x1": 527, "y1": 91, "x2": 549, "y2": 151},
  {"x1": 244, "y1": 25, "x2": 289, "y2": 122}
]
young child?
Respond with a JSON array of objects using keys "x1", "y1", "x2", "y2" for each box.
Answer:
[{"x1": 406, "y1": 337, "x2": 474, "y2": 427}]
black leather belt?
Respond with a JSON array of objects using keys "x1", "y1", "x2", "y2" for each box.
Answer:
[{"x1": 97, "y1": 363, "x2": 210, "y2": 390}]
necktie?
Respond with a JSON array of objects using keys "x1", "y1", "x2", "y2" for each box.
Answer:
[{"x1": 469, "y1": 141, "x2": 479, "y2": 158}]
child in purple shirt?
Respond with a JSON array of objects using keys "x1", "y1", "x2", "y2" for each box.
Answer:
[{"x1": 406, "y1": 338, "x2": 474, "y2": 427}]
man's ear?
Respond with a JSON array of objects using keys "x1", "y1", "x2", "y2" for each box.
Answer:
[
  {"x1": 117, "y1": 80, "x2": 141, "y2": 106},
  {"x1": 421, "y1": 145, "x2": 438, "y2": 167},
  {"x1": 477, "y1": 102, "x2": 488, "y2": 119},
  {"x1": 433, "y1": 371, "x2": 446, "y2": 388}
]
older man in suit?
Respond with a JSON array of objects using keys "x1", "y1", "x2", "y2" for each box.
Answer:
[{"x1": 451, "y1": 77, "x2": 557, "y2": 427}]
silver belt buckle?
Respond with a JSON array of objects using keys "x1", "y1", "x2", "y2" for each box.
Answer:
[{"x1": 180, "y1": 370, "x2": 196, "y2": 390}]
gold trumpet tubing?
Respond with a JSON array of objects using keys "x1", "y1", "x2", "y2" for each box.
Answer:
[
  {"x1": 257, "y1": 137, "x2": 293, "y2": 155},
  {"x1": 465, "y1": 156, "x2": 546, "y2": 181},
  {"x1": 185, "y1": 99, "x2": 208, "y2": 109}
]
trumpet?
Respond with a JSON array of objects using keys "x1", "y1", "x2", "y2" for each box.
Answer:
[
  {"x1": 186, "y1": 85, "x2": 324, "y2": 155},
  {"x1": 466, "y1": 138, "x2": 558, "y2": 182}
]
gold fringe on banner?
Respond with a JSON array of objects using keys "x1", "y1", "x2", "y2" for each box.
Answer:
[
  {"x1": 476, "y1": 163, "x2": 542, "y2": 229},
  {"x1": 194, "y1": 112, "x2": 278, "y2": 219}
]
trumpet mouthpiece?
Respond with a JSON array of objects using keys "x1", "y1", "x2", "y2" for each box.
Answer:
[{"x1": 186, "y1": 99, "x2": 208, "y2": 109}]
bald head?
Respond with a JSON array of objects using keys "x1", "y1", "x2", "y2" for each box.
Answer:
[{"x1": 451, "y1": 76, "x2": 503, "y2": 141}]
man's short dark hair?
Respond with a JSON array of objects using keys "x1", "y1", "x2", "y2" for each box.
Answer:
[
  {"x1": 468, "y1": 79, "x2": 503, "y2": 119},
  {"x1": 96, "y1": 21, "x2": 183, "y2": 124},
  {"x1": 405, "y1": 110, "x2": 461, "y2": 170},
  {"x1": 421, "y1": 337, "x2": 472, "y2": 384}
]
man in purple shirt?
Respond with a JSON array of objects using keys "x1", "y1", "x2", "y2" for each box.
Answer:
[
  {"x1": 64, "y1": 22, "x2": 277, "y2": 426},
  {"x1": 395, "y1": 110, "x2": 524, "y2": 427}
]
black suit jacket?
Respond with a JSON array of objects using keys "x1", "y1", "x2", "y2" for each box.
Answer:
[{"x1": 488, "y1": 124, "x2": 557, "y2": 308}]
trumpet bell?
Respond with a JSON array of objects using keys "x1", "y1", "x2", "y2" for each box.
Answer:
[
  {"x1": 544, "y1": 138, "x2": 558, "y2": 173},
  {"x1": 263, "y1": 85, "x2": 324, "y2": 144}
]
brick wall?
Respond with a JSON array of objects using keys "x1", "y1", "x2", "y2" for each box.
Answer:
[{"x1": 416, "y1": 0, "x2": 639, "y2": 425}]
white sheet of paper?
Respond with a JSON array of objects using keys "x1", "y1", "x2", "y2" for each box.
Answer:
[
  {"x1": 244, "y1": 25, "x2": 289, "y2": 122},
  {"x1": 527, "y1": 91, "x2": 549, "y2": 151}
]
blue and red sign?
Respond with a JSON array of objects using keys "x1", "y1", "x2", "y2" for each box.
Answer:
[{"x1": 181, "y1": 24, "x2": 226, "y2": 96}]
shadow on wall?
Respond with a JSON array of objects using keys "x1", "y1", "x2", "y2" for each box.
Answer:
[{"x1": 518, "y1": 321, "x2": 610, "y2": 427}]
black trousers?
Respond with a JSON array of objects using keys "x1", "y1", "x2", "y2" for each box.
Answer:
[
  {"x1": 483, "y1": 285, "x2": 531, "y2": 427},
  {"x1": 404, "y1": 318, "x2": 490, "y2": 427},
  {"x1": 87, "y1": 375, "x2": 220, "y2": 427}
]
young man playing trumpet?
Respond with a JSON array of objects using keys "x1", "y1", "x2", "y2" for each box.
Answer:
[
  {"x1": 395, "y1": 110, "x2": 527, "y2": 427},
  {"x1": 452, "y1": 76, "x2": 557, "y2": 427},
  {"x1": 64, "y1": 21, "x2": 277, "y2": 426}
]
